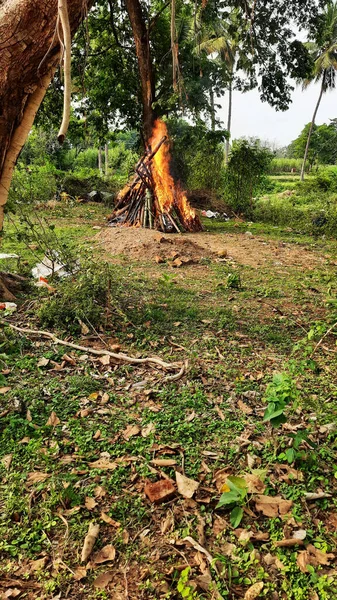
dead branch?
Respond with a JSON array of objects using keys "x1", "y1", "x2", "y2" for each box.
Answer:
[
  {"x1": 311, "y1": 321, "x2": 337, "y2": 358},
  {"x1": 8, "y1": 324, "x2": 180, "y2": 372},
  {"x1": 58, "y1": 0, "x2": 72, "y2": 143}
]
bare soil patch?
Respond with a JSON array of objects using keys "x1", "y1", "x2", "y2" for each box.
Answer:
[{"x1": 95, "y1": 226, "x2": 328, "y2": 269}]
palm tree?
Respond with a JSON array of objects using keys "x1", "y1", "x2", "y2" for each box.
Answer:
[
  {"x1": 300, "y1": 1, "x2": 337, "y2": 181},
  {"x1": 196, "y1": 15, "x2": 245, "y2": 163}
]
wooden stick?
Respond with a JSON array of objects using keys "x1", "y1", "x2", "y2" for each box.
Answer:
[{"x1": 8, "y1": 324, "x2": 180, "y2": 371}]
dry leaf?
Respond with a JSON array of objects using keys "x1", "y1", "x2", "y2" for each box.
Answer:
[
  {"x1": 292, "y1": 529, "x2": 307, "y2": 540},
  {"x1": 151, "y1": 458, "x2": 177, "y2": 466},
  {"x1": 4, "y1": 588, "x2": 22, "y2": 598},
  {"x1": 89, "y1": 459, "x2": 117, "y2": 470},
  {"x1": 94, "y1": 486, "x2": 106, "y2": 499},
  {"x1": 93, "y1": 571, "x2": 114, "y2": 589},
  {"x1": 255, "y1": 495, "x2": 293, "y2": 518},
  {"x1": 30, "y1": 557, "x2": 48, "y2": 571},
  {"x1": 101, "y1": 392, "x2": 109, "y2": 404},
  {"x1": 122, "y1": 529, "x2": 130, "y2": 544},
  {"x1": 215, "y1": 405, "x2": 225, "y2": 421},
  {"x1": 141, "y1": 422, "x2": 156, "y2": 437},
  {"x1": 244, "y1": 473, "x2": 266, "y2": 494},
  {"x1": 89, "y1": 391, "x2": 100, "y2": 401},
  {"x1": 99, "y1": 355, "x2": 110, "y2": 366},
  {"x1": 79, "y1": 320, "x2": 90, "y2": 335},
  {"x1": 26, "y1": 409, "x2": 32, "y2": 422},
  {"x1": 37, "y1": 357, "x2": 49, "y2": 368},
  {"x1": 85, "y1": 496, "x2": 97, "y2": 510},
  {"x1": 81, "y1": 522, "x2": 100, "y2": 562},
  {"x1": 2, "y1": 453, "x2": 13, "y2": 470},
  {"x1": 46, "y1": 411, "x2": 60, "y2": 426},
  {"x1": 93, "y1": 430, "x2": 101, "y2": 440},
  {"x1": 100, "y1": 512, "x2": 120, "y2": 527},
  {"x1": 238, "y1": 399, "x2": 253, "y2": 415},
  {"x1": 185, "y1": 410, "x2": 196, "y2": 422},
  {"x1": 244, "y1": 581, "x2": 264, "y2": 599},
  {"x1": 92, "y1": 544, "x2": 116, "y2": 565},
  {"x1": 26, "y1": 472, "x2": 50, "y2": 486},
  {"x1": 176, "y1": 472, "x2": 199, "y2": 498},
  {"x1": 274, "y1": 539, "x2": 305, "y2": 548},
  {"x1": 161, "y1": 511, "x2": 174, "y2": 534},
  {"x1": 0, "y1": 387, "x2": 10, "y2": 394},
  {"x1": 297, "y1": 544, "x2": 334, "y2": 573},
  {"x1": 123, "y1": 424, "x2": 141, "y2": 440},
  {"x1": 73, "y1": 566, "x2": 87, "y2": 581}
]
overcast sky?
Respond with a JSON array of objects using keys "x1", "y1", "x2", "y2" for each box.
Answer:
[{"x1": 217, "y1": 82, "x2": 337, "y2": 148}]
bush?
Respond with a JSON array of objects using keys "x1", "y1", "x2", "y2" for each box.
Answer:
[
  {"x1": 225, "y1": 139, "x2": 273, "y2": 216},
  {"x1": 9, "y1": 162, "x2": 58, "y2": 207},
  {"x1": 37, "y1": 262, "x2": 119, "y2": 333},
  {"x1": 167, "y1": 119, "x2": 226, "y2": 195},
  {"x1": 268, "y1": 158, "x2": 303, "y2": 175}
]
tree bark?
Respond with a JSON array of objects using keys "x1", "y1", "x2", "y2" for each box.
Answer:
[
  {"x1": 105, "y1": 143, "x2": 109, "y2": 176},
  {"x1": 225, "y1": 77, "x2": 233, "y2": 165},
  {"x1": 124, "y1": 0, "x2": 156, "y2": 142},
  {"x1": 98, "y1": 146, "x2": 102, "y2": 173},
  {"x1": 0, "y1": 0, "x2": 91, "y2": 230},
  {"x1": 300, "y1": 77, "x2": 325, "y2": 181}
]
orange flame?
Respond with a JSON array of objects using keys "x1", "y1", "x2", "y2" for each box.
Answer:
[{"x1": 149, "y1": 119, "x2": 197, "y2": 222}]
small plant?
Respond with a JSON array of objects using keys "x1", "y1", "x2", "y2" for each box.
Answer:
[
  {"x1": 177, "y1": 567, "x2": 198, "y2": 599},
  {"x1": 263, "y1": 372, "x2": 299, "y2": 427},
  {"x1": 226, "y1": 272, "x2": 241, "y2": 290},
  {"x1": 216, "y1": 476, "x2": 248, "y2": 528}
]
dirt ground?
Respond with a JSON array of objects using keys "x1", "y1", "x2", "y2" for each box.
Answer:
[{"x1": 95, "y1": 225, "x2": 329, "y2": 269}]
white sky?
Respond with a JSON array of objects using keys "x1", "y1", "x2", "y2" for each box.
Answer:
[{"x1": 217, "y1": 82, "x2": 337, "y2": 148}]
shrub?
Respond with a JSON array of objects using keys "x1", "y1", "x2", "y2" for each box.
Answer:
[
  {"x1": 225, "y1": 139, "x2": 273, "y2": 216},
  {"x1": 268, "y1": 158, "x2": 303, "y2": 175},
  {"x1": 9, "y1": 162, "x2": 58, "y2": 207},
  {"x1": 37, "y1": 262, "x2": 119, "y2": 333}
]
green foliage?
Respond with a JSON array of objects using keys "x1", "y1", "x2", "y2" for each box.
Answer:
[
  {"x1": 9, "y1": 163, "x2": 58, "y2": 207},
  {"x1": 217, "y1": 475, "x2": 248, "y2": 528},
  {"x1": 268, "y1": 158, "x2": 303, "y2": 175},
  {"x1": 225, "y1": 272, "x2": 242, "y2": 290},
  {"x1": 263, "y1": 373, "x2": 299, "y2": 427},
  {"x1": 225, "y1": 139, "x2": 273, "y2": 215},
  {"x1": 177, "y1": 567, "x2": 197, "y2": 599},
  {"x1": 168, "y1": 119, "x2": 226, "y2": 194},
  {"x1": 37, "y1": 262, "x2": 119, "y2": 333},
  {"x1": 288, "y1": 121, "x2": 337, "y2": 167}
]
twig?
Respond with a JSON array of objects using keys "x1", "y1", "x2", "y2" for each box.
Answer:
[
  {"x1": 8, "y1": 324, "x2": 180, "y2": 372},
  {"x1": 311, "y1": 321, "x2": 337, "y2": 358}
]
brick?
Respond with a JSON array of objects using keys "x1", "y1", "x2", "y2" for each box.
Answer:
[
  {"x1": 172, "y1": 258, "x2": 183, "y2": 268},
  {"x1": 154, "y1": 255, "x2": 164, "y2": 264},
  {"x1": 144, "y1": 479, "x2": 175, "y2": 504}
]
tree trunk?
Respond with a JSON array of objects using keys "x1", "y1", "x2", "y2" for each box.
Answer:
[
  {"x1": 98, "y1": 146, "x2": 102, "y2": 173},
  {"x1": 124, "y1": 0, "x2": 156, "y2": 142},
  {"x1": 0, "y1": 0, "x2": 91, "y2": 230},
  {"x1": 210, "y1": 87, "x2": 215, "y2": 132},
  {"x1": 225, "y1": 77, "x2": 233, "y2": 165},
  {"x1": 300, "y1": 77, "x2": 325, "y2": 181},
  {"x1": 105, "y1": 143, "x2": 109, "y2": 176}
]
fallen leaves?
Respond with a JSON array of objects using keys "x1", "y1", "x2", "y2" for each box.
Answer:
[
  {"x1": 175, "y1": 472, "x2": 199, "y2": 498},
  {"x1": 100, "y1": 512, "x2": 121, "y2": 527},
  {"x1": 2, "y1": 454, "x2": 13, "y2": 470},
  {"x1": 254, "y1": 495, "x2": 293, "y2": 518},
  {"x1": 88, "y1": 459, "x2": 118, "y2": 470},
  {"x1": 93, "y1": 571, "x2": 114, "y2": 589},
  {"x1": 85, "y1": 496, "x2": 97, "y2": 510},
  {"x1": 238, "y1": 399, "x2": 253, "y2": 415},
  {"x1": 123, "y1": 424, "x2": 141, "y2": 440},
  {"x1": 244, "y1": 582, "x2": 264, "y2": 599},
  {"x1": 81, "y1": 523, "x2": 100, "y2": 562},
  {"x1": 297, "y1": 544, "x2": 334, "y2": 573},
  {"x1": 91, "y1": 544, "x2": 116, "y2": 565},
  {"x1": 46, "y1": 411, "x2": 60, "y2": 426},
  {"x1": 26, "y1": 472, "x2": 51, "y2": 486}
]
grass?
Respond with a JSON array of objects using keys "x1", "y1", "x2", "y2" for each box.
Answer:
[{"x1": 0, "y1": 203, "x2": 337, "y2": 599}]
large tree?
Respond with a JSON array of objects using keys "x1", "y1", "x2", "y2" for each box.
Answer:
[{"x1": 0, "y1": 0, "x2": 91, "y2": 229}]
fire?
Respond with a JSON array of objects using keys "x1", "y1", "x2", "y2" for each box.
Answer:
[{"x1": 149, "y1": 119, "x2": 197, "y2": 222}]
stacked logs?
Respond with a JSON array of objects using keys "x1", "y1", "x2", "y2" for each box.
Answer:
[{"x1": 108, "y1": 136, "x2": 202, "y2": 233}]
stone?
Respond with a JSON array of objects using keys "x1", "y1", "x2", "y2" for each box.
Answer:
[
  {"x1": 87, "y1": 190, "x2": 103, "y2": 203},
  {"x1": 172, "y1": 258, "x2": 183, "y2": 268},
  {"x1": 144, "y1": 479, "x2": 175, "y2": 504}
]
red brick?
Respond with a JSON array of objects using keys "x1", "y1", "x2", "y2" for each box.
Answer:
[{"x1": 144, "y1": 479, "x2": 175, "y2": 504}]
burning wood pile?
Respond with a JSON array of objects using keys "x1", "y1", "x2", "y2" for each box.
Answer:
[{"x1": 108, "y1": 120, "x2": 203, "y2": 233}]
